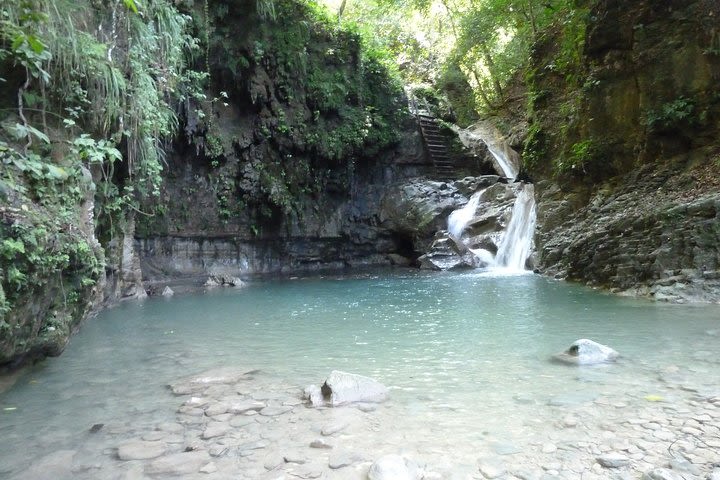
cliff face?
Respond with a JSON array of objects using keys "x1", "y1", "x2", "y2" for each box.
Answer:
[
  {"x1": 134, "y1": 0, "x2": 431, "y2": 282},
  {"x1": 529, "y1": 0, "x2": 720, "y2": 301},
  {"x1": 0, "y1": 168, "x2": 105, "y2": 366}
]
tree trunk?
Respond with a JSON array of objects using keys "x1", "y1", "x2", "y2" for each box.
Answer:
[{"x1": 337, "y1": 0, "x2": 347, "y2": 21}]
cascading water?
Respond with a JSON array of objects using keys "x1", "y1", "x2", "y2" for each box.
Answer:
[
  {"x1": 448, "y1": 189, "x2": 485, "y2": 240},
  {"x1": 449, "y1": 123, "x2": 537, "y2": 272},
  {"x1": 494, "y1": 184, "x2": 536, "y2": 270}
]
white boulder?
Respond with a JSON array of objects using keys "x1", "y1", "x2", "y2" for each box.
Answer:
[
  {"x1": 554, "y1": 339, "x2": 619, "y2": 365},
  {"x1": 321, "y1": 370, "x2": 388, "y2": 406},
  {"x1": 368, "y1": 454, "x2": 420, "y2": 480}
]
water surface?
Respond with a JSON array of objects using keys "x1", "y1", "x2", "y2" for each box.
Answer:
[{"x1": 1, "y1": 271, "x2": 718, "y2": 478}]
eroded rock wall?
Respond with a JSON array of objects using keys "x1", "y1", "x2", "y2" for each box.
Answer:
[
  {"x1": 134, "y1": 0, "x2": 433, "y2": 282},
  {"x1": 530, "y1": 0, "x2": 720, "y2": 302}
]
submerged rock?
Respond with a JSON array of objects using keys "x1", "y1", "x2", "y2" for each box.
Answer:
[
  {"x1": 554, "y1": 339, "x2": 619, "y2": 365},
  {"x1": 320, "y1": 370, "x2": 389, "y2": 406},
  {"x1": 144, "y1": 451, "x2": 210, "y2": 476},
  {"x1": 368, "y1": 454, "x2": 420, "y2": 480},
  {"x1": 205, "y1": 274, "x2": 245, "y2": 288},
  {"x1": 117, "y1": 440, "x2": 167, "y2": 460}
]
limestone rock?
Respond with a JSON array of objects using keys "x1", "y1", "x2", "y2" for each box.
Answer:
[
  {"x1": 205, "y1": 273, "x2": 246, "y2": 288},
  {"x1": 11, "y1": 450, "x2": 76, "y2": 480},
  {"x1": 144, "y1": 451, "x2": 210, "y2": 476},
  {"x1": 320, "y1": 370, "x2": 389, "y2": 406},
  {"x1": 117, "y1": 440, "x2": 167, "y2": 460},
  {"x1": 554, "y1": 339, "x2": 619, "y2": 365},
  {"x1": 304, "y1": 384, "x2": 324, "y2": 407},
  {"x1": 478, "y1": 458, "x2": 506, "y2": 479},
  {"x1": 161, "y1": 286, "x2": 174, "y2": 297},
  {"x1": 368, "y1": 454, "x2": 420, "y2": 480},
  {"x1": 640, "y1": 468, "x2": 683, "y2": 480},
  {"x1": 596, "y1": 453, "x2": 629, "y2": 468}
]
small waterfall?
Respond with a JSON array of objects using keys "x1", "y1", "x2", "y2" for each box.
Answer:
[
  {"x1": 494, "y1": 184, "x2": 536, "y2": 270},
  {"x1": 455, "y1": 121, "x2": 520, "y2": 179},
  {"x1": 448, "y1": 123, "x2": 537, "y2": 272},
  {"x1": 448, "y1": 189, "x2": 484, "y2": 239}
]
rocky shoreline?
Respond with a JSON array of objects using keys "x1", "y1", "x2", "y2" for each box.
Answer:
[{"x1": 5, "y1": 363, "x2": 719, "y2": 480}]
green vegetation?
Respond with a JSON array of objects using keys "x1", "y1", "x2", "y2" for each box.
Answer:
[
  {"x1": 643, "y1": 97, "x2": 696, "y2": 132},
  {"x1": 0, "y1": 0, "x2": 200, "y2": 361}
]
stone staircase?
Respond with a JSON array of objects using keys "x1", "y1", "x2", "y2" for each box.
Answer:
[{"x1": 416, "y1": 113, "x2": 455, "y2": 179}]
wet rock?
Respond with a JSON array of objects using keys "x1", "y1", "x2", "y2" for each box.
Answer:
[
  {"x1": 554, "y1": 339, "x2": 619, "y2": 365},
  {"x1": 230, "y1": 416, "x2": 256, "y2": 428},
  {"x1": 320, "y1": 370, "x2": 388, "y2": 406},
  {"x1": 640, "y1": 468, "x2": 683, "y2": 480},
  {"x1": 204, "y1": 402, "x2": 230, "y2": 416},
  {"x1": 478, "y1": 458, "x2": 506, "y2": 479},
  {"x1": 11, "y1": 450, "x2": 77, "y2": 480},
  {"x1": 201, "y1": 422, "x2": 230, "y2": 439},
  {"x1": 205, "y1": 273, "x2": 245, "y2": 287},
  {"x1": 309, "y1": 439, "x2": 333, "y2": 449},
  {"x1": 541, "y1": 443, "x2": 557, "y2": 453},
  {"x1": 229, "y1": 400, "x2": 266, "y2": 414},
  {"x1": 368, "y1": 454, "x2": 420, "y2": 480},
  {"x1": 260, "y1": 405, "x2": 293, "y2": 416},
  {"x1": 283, "y1": 451, "x2": 307, "y2": 464},
  {"x1": 285, "y1": 464, "x2": 323, "y2": 479},
  {"x1": 238, "y1": 439, "x2": 270, "y2": 453},
  {"x1": 170, "y1": 367, "x2": 254, "y2": 394},
  {"x1": 328, "y1": 451, "x2": 366, "y2": 469},
  {"x1": 117, "y1": 440, "x2": 167, "y2": 460},
  {"x1": 491, "y1": 442, "x2": 522, "y2": 455},
  {"x1": 141, "y1": 431, "x2": 165, "y2": 442},
  {"x1": 161, "y1": 286, "x2": 174, "y2": 297},
  {"x1": 596, "y1": 453, "x2": 629, "y2": 468},
  {"x1": 321, "y1": 421, "x2": 349, "y2": 436},
  {"x1": 209, "y1": 445, "x2": 229, "y2": 457},
  {"x1": 418, "y1": 232, "x2": 482, "y2": 271},
  {"x1": 144, "y1": 451, "x2": 210, "y2": 476}
]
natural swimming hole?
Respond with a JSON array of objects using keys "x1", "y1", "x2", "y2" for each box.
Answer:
[{"x1": 1, "y1": 271, "x2": 719, "y2": 479}]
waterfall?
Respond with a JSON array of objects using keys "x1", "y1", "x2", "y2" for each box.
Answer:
[
  {"x1": 448, "y1": 123, "x2": 537, "y2": 272},
  {"x1": 454, "y1": 121, "x2": 520, "y2": 179},
  {"x1": 494, "y1": 184, "x2": 536, "y2": 270},
  {"x1": 448, "y1": 189, "x2": 484, "y2": 240}
]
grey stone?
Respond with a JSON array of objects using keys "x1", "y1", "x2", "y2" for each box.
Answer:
[
  {"x1": 491, "y1": 441, "x2": 522, "y2": 455},
  {"x1": 117, "y1": 440, "x2": 167, "y2": 460},
  {"x1": 161, "y1": 286, "x2": 174, "y2": 297},
  {"x1": 478, "y1": 458, "x2": 506, "y2": 479},
  {"x1": 309, "y1": 439, "x2": 333, "y2": 449},
  {"x1": 204, "y1": 402, "x2": 230, "y2": 416},
  {"x1": 328, "y1": 451, "x2": 366, "y2": 469},
  {"x1": 554, "y1": 339, "x2": 619, "y2": 365},
  {"x1": 11, "y1": 450, "x2": 77, "y2": 480},
  {"x1": 541, "y1": 443, "x2": 557, "y2": 453},
  {"x1": 229, "y1": 400, "x2": 266, "y2": 414},
  {"x1": 304, "y1": 385, "x2": 324, "y2": 407},
  {"x1": 640, "y1": 468, "x2": 683, "y2": 480},
  {"x1": 144, "y1": 451, "x2": 210, "y2": 476},
  {"x1": 368, "y1": 454, "x2": 420, "y2": 480},
  {"x1": 201, "y1": 422, "x2": 230, "y2": 439},
  {"x1": 596, "y1": 453, "x2": 629, "y2": 468},
  {"x1": 321, "y1": 421, "x2": 349, "y2": 436},
  {"x1": 321, "y1": 370, "x2": 389, "y2": 406},
  {"x1": 260, "y1": 405, "x2": 293, "y2": 416}
]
